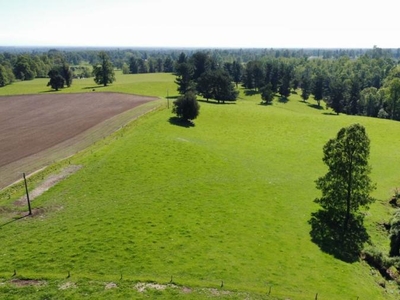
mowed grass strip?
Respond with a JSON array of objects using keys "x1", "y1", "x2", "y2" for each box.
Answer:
[{"x1": 1, "y1": 85, "x2": 400, "y2": 298}]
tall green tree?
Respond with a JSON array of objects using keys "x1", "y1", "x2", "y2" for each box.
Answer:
[
  {"x1": 260, "y1": 83, "x2": 274, "y2": 104},
  {"x1": 60, "y1": 62, "x2": 73, "y2": 87},
  {"x1": 310, "y1": 124, "x2": 375, "y2": 260},
  {"x1": 47, "y1": 68, "x2": 65, "y2": 91},
  {"x1": 387, "y1": 78, "x2": 400, "y2": 120},
  {"x1": 172, "y1": 91, "x2": 200, "y2": 121},
  {"x1": 13, "y1": 55, "x2": 36, "y2": 80},
  {"x1": 197, "y1": 69, "x2": 238, "y2": 103},
  {"x1": 190, "y1": 51, "x2": 211, "y2": 81},
  {"x1": 92, "y1": 51, "x2": 115, "y2": 86},
  {"x1": 174, "y1": 62, "x2": 194, "y2": 95},
  {"x1": 0, "y1": 64, "x2": 14, "y2": 87}
]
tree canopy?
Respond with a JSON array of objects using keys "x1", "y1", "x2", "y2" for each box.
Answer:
[
  {"x1": 92, "y1": 51, "x2": 115, "y2": 86},
  {"x1": 172, "y1": 91, "x2": 200, "y2": 122},
  {"x1": 310, "y1": 124, "x2": 375, "y2": 261}
]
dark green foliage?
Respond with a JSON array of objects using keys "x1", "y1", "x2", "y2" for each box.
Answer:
[
  {"x1": 163, "y1": 56, "x2": 174, "y2": 73},
  {"x1": 60, "y1": 62, "x2": 73, "y2": 87},
  {"x1": 0, "y1": 64, "x2": 14, "y2": 87},
  {"x1": 172, "y1": 91, "x2": 200, "y2": 121},
  {"x1": 190, "y1": 51, "x2": 212, "y2": 81},
  {"x1": 359, "y1": 87, "x2": 382, "y2": 117},
  {"x1": 312, "y1": 72, "x2": 325, "y2": 107},
  {"x1": 174, "y1": 62, "x2": 195, "y2": 95},
  {"x1": 300, "y1": 68, "x2": 312, "y2": 102},
  {"x1": 47, "y1": 68, "x2": 65, "y2": 91},
  {"x1": 129, "y1": 57, "x2": 139, "y2": 74},
  {"x1": 387, "y1": 78, "x2": 400, "y2": 120},
  {"x1": 242, "y1": 60, "x2": 264, "y2": 91},
  {"x1": 197, "y1": 69, "x2": 239, "y2": 103},
  {"x1": 46, "y1": 63, "x2": 73, "y2": 90},
  {"x1": 310, "y1": 124, "x2": 375, "y2": 261},
  {"x1": 92, "y1": 51, "x2": 115, "y2": 86},
  {"x1": 13, "y1": 55, "x2": 35, "y2": 80},
  {"x1": 326, "y1": 77, "x2": 347, "y2": 114},
  {"x1": 390, "y1": 210, "x2": 400, "y2": 257},
  {"x1": 278, "y1": 62, "x2": 293, "y2": 98},
  {"x1": 260, "y1": 83, "x2": 274, "y2": 104}
]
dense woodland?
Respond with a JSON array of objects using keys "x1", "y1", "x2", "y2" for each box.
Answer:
[{"x1": 1, "y1": 46, "x2": 400, "y2": 120}]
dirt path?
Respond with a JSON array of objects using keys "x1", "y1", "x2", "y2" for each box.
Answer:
[{"x1": 14, "y1": 165, "x2": 82, "y2": 206}]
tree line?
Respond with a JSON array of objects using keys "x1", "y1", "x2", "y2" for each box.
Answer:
[{"x1": 2, "y1": 46, "x2": 400, "y2": 121}]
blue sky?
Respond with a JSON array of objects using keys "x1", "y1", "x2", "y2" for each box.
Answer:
[{"x1": 0, "y1": 0, "x2": 398, "y2": 48}]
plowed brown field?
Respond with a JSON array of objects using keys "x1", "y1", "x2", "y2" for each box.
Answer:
[{"x1": 0, "y1": 92, "x2": 158, "y2": 189}]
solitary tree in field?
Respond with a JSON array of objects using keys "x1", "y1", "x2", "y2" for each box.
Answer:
[
  {"x1": 47, "y1": 68, "x2": 65, "y2": 91},
  {"x1": 92, "y1": 51, "x2": 115, "y2": 86},
  {"x1": 172, "y1": 91, "x2": 200, "y2": 121},
  {"x1": 310, "y1": 123, "x2": 375, "y2": 261}
]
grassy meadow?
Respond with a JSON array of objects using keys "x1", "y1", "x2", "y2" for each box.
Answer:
[{"x1": 1, "y1": 73, "x2": 400, "y2": 299}]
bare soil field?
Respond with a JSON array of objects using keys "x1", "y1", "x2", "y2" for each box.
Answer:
[{"x1": 0, "y1": 92, "x2": 158, "y2": 189}]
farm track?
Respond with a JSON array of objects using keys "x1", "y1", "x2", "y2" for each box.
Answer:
[{"x1": 0, "y1": 92, "x2": 159, "y2": 189}]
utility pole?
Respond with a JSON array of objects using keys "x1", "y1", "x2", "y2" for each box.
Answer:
[{"x1": 23, "y1": 173, "x2": 32, "y2": 215}]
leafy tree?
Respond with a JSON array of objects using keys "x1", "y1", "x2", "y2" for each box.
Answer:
[
  {"x1": 47, "y1": 68, "x2": 65, "y2": 91},
  {"x1": 300, "y1": 68, "x2": 312, "y2": 102},
  {"x1": 260, "y1": 83, "x2": 274, "y2": 104},
  {"x1": 326, "y1": 77, "x2": 347, "y2": 114},
  {"x1": 386, "y1": 78, "x2": 400, "y2": 120},
  {"x1": 60, "y1": 62, "x2": 73, "y2": 87},
  {"x1": 129, "y1": 57, "x2": 139, "y2": 74},
  {"x1": 174, "y1": 62, "x2": 195, "y2": 95},
  {"x1": 172, "y1": 91, "x2": 200, "y2": 121},
  {"x1": 138, "y1": 58, "x2": 149, "y2": 73},
  {"x1": 359, "y1": 87, "x2": 382, "y2": 117},
  {"x1": 92, "y1": 51, "x2": 115, "y2": 86},
  {"x1": 190, "y1": 51, "x2": 211, "y2": 81},
  {"x1": 163, "y1": 56, "x2": 174, "y2": 73},
  {"x1": 197, "y1": 69, "x2": 238, "y2": 104},
  {"x1": 122, "y1": 63, "x2": 130, "y2": 74},
  {"x1": 278, "y1": 62, "x2": 293, "y2": 98},
  {"x1": 13, "y1": 55, "x2": 35, "y2": 80},
  {"x1": 0, "y1": 64, "x2": 14, "y2": 87},
  {"x1": 312, "y1": 72, "x2": 325, "y2": 107},
  {"x1": 310, "y1": 124, "x2": 375, "y2": 260}
]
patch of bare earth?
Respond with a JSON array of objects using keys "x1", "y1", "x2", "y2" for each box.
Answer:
[
  {"x1": 58, "y1": 282, "x2": 77, "y2": 290},
  {"x1": 0, "y1": 93, "x2": 158, "y2": 189},
  {"x1": 105, "y1": 282, "x2": 118, "y2": 289},
  {"x1": 10, "y1": 279, "x2": 47, "y2": 287},
  {"x1": 135, "y1": 282, "x2": 177, "y2": 293},
  {"x1": 14, "y1": 165, "x2": 82, "y2": 207}
]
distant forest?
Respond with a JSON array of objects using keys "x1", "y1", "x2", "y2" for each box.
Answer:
[{"x1": 1, "y1": 46, "x2": 400, "y2": 120}]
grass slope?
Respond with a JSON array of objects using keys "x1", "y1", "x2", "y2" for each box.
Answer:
[{"x1": 1, "y1": 78, "x2": 400, "y2": 299}]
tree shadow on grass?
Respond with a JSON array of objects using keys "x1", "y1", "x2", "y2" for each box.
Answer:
[
  {"x1": 309, "y1": 209, "x2": 369, "y2": 263},
  {"x1": 323, "y1": 112, "x2": 339, "y2": 116},
  {"x1": 168, "y1": 117, "x2": 195, "y2": 128},
  {"x1": 197, "y1": 99, "x2": 236, "y2": 105},
  {"x1": 278, "y1": 96, "x2": 289, "y2": 103},
  {"x1": 82, "y1": 85, "x2": 106, "y2": 90},
  {"x1": 304, "y1": 102, "x2": 324, "y2": 110},
  {"x1": 258, "y1": 101, "x2": 273, "y2": 106},
  {"x1": 40, "y1": 90, "x2": 59, "y2": 93},
  {"x1": 244, "y1": 89, "x2": 261, "y2": 96},
  {"x1": 0, "y1": 215, "x2": 29, "y2": 228}
]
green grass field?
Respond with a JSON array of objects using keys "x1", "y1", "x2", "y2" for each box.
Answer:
[
  {"x1": 1, "y1": 73, "x2": 400, "y2": 299},
  {"x1": 0, "y1": 71, "x2": 178, "y2": 98}
]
